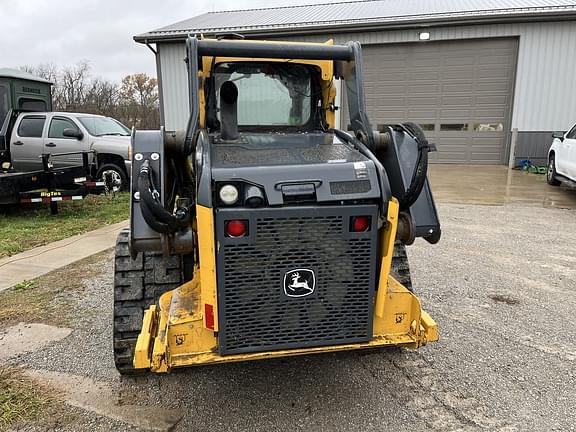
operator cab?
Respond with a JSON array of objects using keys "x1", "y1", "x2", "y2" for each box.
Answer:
[{"x1": 203, "y1": 61, "x2": 382, "y2": 208}]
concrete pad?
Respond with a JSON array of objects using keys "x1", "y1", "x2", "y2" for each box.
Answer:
[
  {"x1": 0, "y1": 323, "x2": 72, "y2": 361},
  {"x1": 24, "y1": 370, "x2": 183, "y2": 431},
  {"x1": 428, "y1": 165, "x2": 576, "y2": 209},
  {"x1": 0, "y1": 220, "x2": 127, "y2": 292}
]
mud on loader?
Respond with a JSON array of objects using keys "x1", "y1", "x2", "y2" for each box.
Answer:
[{"x1": 113, "y1": 37, "x2": 441, "y2": 374}]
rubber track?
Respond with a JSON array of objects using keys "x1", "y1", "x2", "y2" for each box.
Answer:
[
  {"x1": 113, "y1": 229, "x2": 183, "y2": 374},
  {"x1": 392, "y1": 241, "x2": 413, "y2": 291}
]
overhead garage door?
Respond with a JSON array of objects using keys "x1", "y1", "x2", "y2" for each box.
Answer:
[{"x1": 347, "y1": 38, "x2": 518, "y2": 164}]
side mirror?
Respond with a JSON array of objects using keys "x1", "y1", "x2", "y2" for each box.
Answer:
[
  {"x1": 63, "y1": 128, "x2": 84, "y2": 140},
  {"x1": 552, "y1": 131, "x2": 565, "y2": 140}
]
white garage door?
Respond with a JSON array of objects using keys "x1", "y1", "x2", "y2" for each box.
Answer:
[{"x1": 348, "y1": 38, "x2": 518, "y2": 164}]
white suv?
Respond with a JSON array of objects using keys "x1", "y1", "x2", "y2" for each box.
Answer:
[{"x1": 548, "y1": 123, "x2": 576, "y2": 185}]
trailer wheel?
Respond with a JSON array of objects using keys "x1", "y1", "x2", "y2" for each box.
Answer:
[
  {"x1": 113, "y1": 229, "x2": 183, "y2": 374},
  {"x1": 98, "y1": 163, "x2": 127, "y2": 193},
  {"x1": 392, "y1": 241, "x2": 413, "y2": 292}
]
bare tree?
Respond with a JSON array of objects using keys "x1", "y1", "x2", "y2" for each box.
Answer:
[
  {"x1": 19, "y1": 63, "x2": 59, "y2": 84},
  {"x1": 85, "y1": 79, "x2": 120, "y2": 116},
  {"x1": 19, "y1": 63, "x2": 160, "y2": 129},
  {"x1": 59, "y1": 61, "x2": 91, "y2": 111}
]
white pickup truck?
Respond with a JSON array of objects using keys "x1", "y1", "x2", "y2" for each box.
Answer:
[
  {"x1": 9, "y1": 111, "x2": 131, "y2": 191},
  {"x1": 548, "y1": 122, "x2": 576, "y2": 186}
]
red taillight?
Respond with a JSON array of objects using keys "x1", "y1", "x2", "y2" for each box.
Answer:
[
  {"x1": 351, "y1": 216, "x2": 370, "y2": 232},
  {"x1": 225, "y1": 219, "x2": 247, "y2": 237},
  {"x1": 205, "y1": 303, "x2": 215, "y2": 330}
]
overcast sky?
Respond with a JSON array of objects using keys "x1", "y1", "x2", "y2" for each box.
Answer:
[{"x1": 0, "y1": 0, "x2": 351, "y2": 82}]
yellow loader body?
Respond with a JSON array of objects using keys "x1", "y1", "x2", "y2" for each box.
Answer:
[{"x1": 133, "y1": 199, "x2": 438, "y2": 373}]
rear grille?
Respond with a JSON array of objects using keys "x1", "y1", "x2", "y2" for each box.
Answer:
[{"x1": 216, "y1": 205, "x2": 378, "y2": 354}]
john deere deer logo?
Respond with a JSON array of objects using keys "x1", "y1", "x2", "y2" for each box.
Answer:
[{"x1": 283, "y1": 269, "x2": 315, "y2": 298}]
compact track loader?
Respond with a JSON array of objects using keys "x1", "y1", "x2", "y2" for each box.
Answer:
[{"x1": 113, "y1": 37, "x2": 441, "y2": 374}]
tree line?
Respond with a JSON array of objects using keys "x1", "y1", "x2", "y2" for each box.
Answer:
[{"x1": 20, "y1": 62, "x2": 160, "y2": 129}]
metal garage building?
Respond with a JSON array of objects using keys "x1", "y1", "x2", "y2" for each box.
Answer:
[{"x1": 135, "y1": 0, "x2": 576, "y2": 165}]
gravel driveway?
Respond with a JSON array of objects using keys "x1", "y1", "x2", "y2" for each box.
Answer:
[{"x1": 5, "y1": 202, "x2": 576, "y2": 432}]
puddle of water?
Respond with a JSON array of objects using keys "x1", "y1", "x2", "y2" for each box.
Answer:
[
  {"x1": 0, "y1": 322, "x2": 180, "y2": 430},
  {"x1": 24, "y1": 370, "x2": 182, "y2": 431},
  {"x1": 0, "y1": 323, "x2": 72, "y2": 361},
  {"x1": 428, "y1": 165, "x2": 576, "y2": 209}
]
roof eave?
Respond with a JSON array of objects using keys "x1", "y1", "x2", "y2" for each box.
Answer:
[
  {"x1": 134, "y1": 10, "x2": 576, "y2": 44},
  {"x1": 0, "y1": 75, "x2": 53, "y2": 85}
]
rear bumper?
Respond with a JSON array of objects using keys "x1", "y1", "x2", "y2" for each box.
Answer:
[
  {"x1": 169, "y1": 330, "x2": 437, "y2": 368},
  {"x1": 170, "y1": 313, "x2": 438, "y2": 368},
  {"x1": 133, "y1": 273, "x2": 438, "y2": 372}
]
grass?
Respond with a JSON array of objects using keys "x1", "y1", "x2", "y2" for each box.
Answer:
[
  {"x1": 13, "y1": 280, "x2": 39, "y2": 291},
  {"x1": 0, "y1": 253, "x2": 108, "y2": 430},
  {"x1": 0, "y1": 254, "x2": 108, "y2": 430},
  {"x1": 0, "y1": 368, "x2": 55, "y2": 430},
  {"x1": 0, "y1": 193, "x2": 129, "y2": 258},
  {"x1": 0, "y1": 251, "x2": 109, "y2": 328},
  {"x1": 0, "y1": 287, "x2": 68, "y2": 328}
]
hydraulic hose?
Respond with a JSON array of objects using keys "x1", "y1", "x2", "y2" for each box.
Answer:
[
  {"x1": 139, "y1": 198, "x2": 173, "y2": 234},
  {"x1": 138, "y1": 160, "x2": 189, "y2": 234},
  {"x1": 332, "y1": 128, "x2": 392, "y2": 214},
  {"x1": 399, "y1": 122, "x2": 430, "y2": 209}
]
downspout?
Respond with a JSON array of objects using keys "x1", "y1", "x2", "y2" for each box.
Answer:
[{"x1": 144, "y1": 39, "x2": 165, "y2": 128}]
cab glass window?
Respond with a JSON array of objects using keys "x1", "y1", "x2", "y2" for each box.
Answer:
[
  {"x1": 0, "y1": 84, "x2": 10, "y2": 127},
  {"x1": 566, "y1": 124, "x2": 576, "y2": 140},
  {"x1": 18, "y1": 98, "x2": 47, "y2": 111},
  {"x1": 213, "y1": 62, "x2": 313, "y2": 128},
  {"x1": 78, "y1": 116, "x2": 130, "y2": 136},
  {"x1": 17, "y1": 116, "x2": 46, "y2": 137},
  {"x1": 49, "y1": 117, "x2": 79, "y2": 139}
]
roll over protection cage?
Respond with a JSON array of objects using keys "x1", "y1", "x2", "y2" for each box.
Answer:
[
  {"x1": 183, "y1": 37, "x2": 375, "y2": 153},
  {"x1": 131, "y1": 36, "x2": 440, "y2": 254}
]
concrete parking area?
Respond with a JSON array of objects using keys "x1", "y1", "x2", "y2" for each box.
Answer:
[
  {"x1": 428, "y1": 164, "x2": 576, "y2": 209},
  {"x1": 1, "y1": 166, "x2": 575, "y2": 431}
]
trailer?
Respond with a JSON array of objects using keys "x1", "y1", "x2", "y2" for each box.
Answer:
[
  {"x1": 0, "y1": 70, "x2": 104, "y2": 213},
  {"x1": 0, "y1": 149, "x2": 105, "y2": 213}
]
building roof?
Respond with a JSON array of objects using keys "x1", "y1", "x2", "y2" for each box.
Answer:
[
  {"x1": 135, "y1": 0, "x2": 576, "y2": 42},
  {"x1": 0, "y1": 68, "x2": 52, "y2": 84}
]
